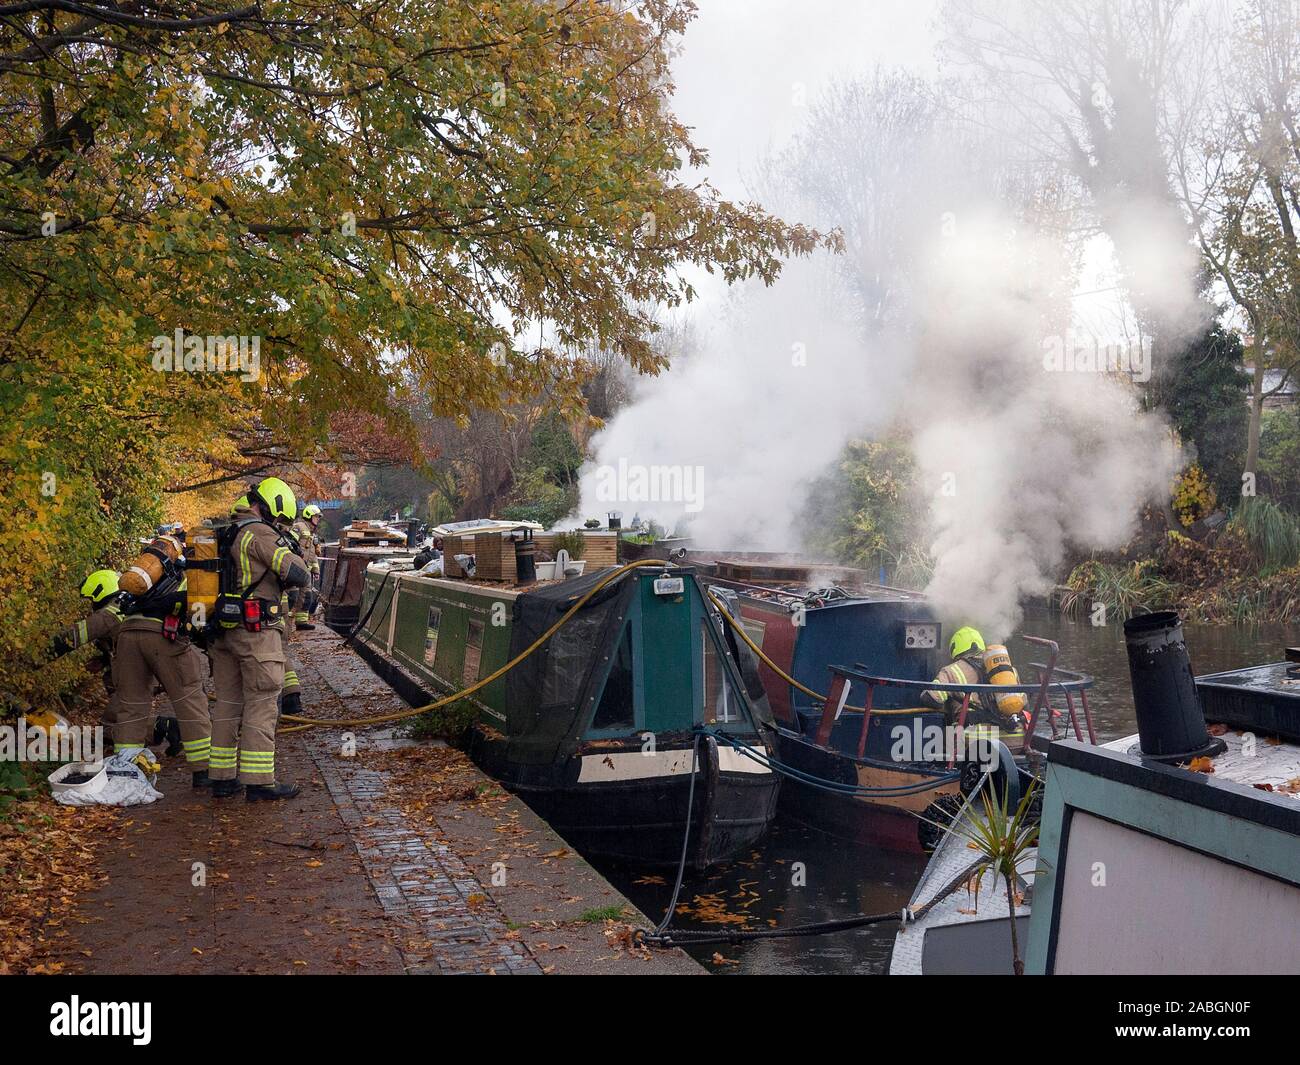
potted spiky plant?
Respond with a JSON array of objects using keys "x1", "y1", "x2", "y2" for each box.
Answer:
[
  {"x1": 919, "y1": 777, "x2": 1041, "y2": 975},
  {"x1": 957, "y1": 778, "x2": 1041, "y2": 975}
]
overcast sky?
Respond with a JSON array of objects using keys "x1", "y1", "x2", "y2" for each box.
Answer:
[
  {"x1": 665, "y1": 0, "x2": 1132, "y2": 337},
  {"x1": 672, "y1": 0, "x2": 942, "y2": 202}
]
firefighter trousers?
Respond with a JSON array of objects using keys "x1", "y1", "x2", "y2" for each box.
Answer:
[
  {"x1": 281, "y1": 622, "x2": 301, "y2": 696},
  {"x1": 112, "y1": 628, "x2": 211, "y2": 767},
  {"x1": 209, "y1": 625, "x2": 284, "y2": 784}
]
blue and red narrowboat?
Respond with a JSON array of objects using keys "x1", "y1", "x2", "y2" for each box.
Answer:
[{"x1": 708, "y1": 578, "x2": 1094, "y2": 852}]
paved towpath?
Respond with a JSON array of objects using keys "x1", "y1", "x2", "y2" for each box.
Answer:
[{"x1": 44, "y1": 625, "x2": 699, "y2": 975}]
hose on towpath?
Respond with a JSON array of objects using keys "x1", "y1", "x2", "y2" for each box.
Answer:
[{"x1": 277, "y1": 558, "x2": 669, "y2": 733}]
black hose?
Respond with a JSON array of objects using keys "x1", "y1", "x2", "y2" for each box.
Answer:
[
  {"x1": 643, "y1": 856, "x2": 985, "y2": 948},
  {"x1": 343, "y1": 569, "x2": 396, "y2": 648},
  {"x1": 653, "y1": 733, "x2": 702, "y2": 937}
]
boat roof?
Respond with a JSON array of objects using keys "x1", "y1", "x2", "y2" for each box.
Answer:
[
  {"x1": 389, "y1": 570, "x2": 528, "y2": 600},
  {"x1": 721, "y1": 581, "x2": 921, "y2": 610},
  {"x1": 894, "y1": 718, "x2": 1300, "y2": 974},
  {"x1": 1100, "y1": 728, "x2": 1300, "y2": 798},
  {"x1": 431, "y1": 517, "x2": 543, "y2": 536},
  {"x1": 1199, "y1": 661, "x2": 1300, "y2": 700}
]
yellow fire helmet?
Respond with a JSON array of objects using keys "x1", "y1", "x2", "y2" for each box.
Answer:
[
  {"x1": 949, "y1": 626, "x2": 986, "y2": 659},
  {"x1": 80, "y1": 570, "x2": 119, "y2": 604},
  {"x1": 302, "y1": 504, "x2": 322, "y2": 522},
  {"x1": 253, "y1": 476, "x2": 297, "y2": 523},
  {"x1": 229, "y1": 493, "x2": 250, "y2": 517}
]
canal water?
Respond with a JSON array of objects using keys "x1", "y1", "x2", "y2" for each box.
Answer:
[{"x1": 600, "y1": 610, "x2": 1296, "y2": 974}]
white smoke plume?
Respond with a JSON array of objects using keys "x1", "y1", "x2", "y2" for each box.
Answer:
[
  {"x1": 577, "y1": 45, "x2": 1198, "y2": 638},
  {"x1": 906, "y1": 211, "x2": 1180, "y2": 637},
  {"x1": 578, "y1": 256, "x2": 902, "y2": 549}
]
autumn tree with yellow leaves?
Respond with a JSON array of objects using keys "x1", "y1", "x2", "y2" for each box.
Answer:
[{"x1": 0, "y1": 0, "x2": 828, "y2": 700}]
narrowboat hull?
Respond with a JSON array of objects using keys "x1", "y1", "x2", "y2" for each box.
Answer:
[
  {"x1": 774, "y1": 725, "x2": 959, "y2": 852},
  {"x1": 716, "y1": 586, "x2": 955, "y2": 850},
  {"x1": 472, "y1": 732, "x2": 779, "y2": 867},
  {"x1": 352, "y1": 563, "x2": 780, "y2": 869}
]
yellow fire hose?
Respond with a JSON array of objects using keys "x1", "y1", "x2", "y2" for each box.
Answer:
[{"x1": 277, "y1": 558, "x2": 670, "y2": 733}]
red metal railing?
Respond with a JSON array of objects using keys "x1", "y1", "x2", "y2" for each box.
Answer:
[{"x1": 818, "y1": 639, "x2": 1097, "y2": 767}]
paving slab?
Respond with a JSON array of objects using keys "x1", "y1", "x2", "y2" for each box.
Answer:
[{"x1": 294, "y1": 624, "x2": 702, "y2": 975}]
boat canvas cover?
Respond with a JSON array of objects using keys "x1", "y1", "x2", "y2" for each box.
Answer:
[{"x1": 504, "y1": 568, "x2": 634, "y2": 765}]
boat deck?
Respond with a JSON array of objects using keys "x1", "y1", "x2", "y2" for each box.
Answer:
[
  {"x1": 889, "y1": 801, "x2": 1035, "y2": 975},
  {"x1": 893, "y1": 725, "x2": 1300, "y2": 974},
  {"x1": 1100, "y1": 728, "x2": 1300, "y2": 796}
]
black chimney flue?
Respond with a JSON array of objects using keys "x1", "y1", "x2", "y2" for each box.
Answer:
[
  {"x1": 1123, "y1": 610, "x2": 1225, "y2": 763},
  {"x1": 512, "y1": 527, "x2": 536, "y2": 585}
]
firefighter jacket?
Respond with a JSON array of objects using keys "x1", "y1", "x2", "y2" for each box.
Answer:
[
  {"x1": 289, "y1": 518, "x2": 319, "y2": 575},
  {"x1": 223, "y1": 515, "x2": 310, "y2": 629}
]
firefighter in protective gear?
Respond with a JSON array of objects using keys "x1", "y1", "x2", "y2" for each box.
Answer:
[
  {"x1": 278, "y1": 585, "x2": 303, "y2": 706},
  {"x1": 50, "y1": 571, "x2": 125, "y2": 745},
  {"x1": 286, "y1": 504, "x2": 322, "y2": 632},
  {"x1": 209, "y1": 477, "x2": 310, "y2": 800},
  {"x1": 270, "y1": 513, "x2": 305, "y2": 716},
  {"x1": 278, "y1": 618, "x2": 304, "y2": 717},
  {"x1": 920, "y1": 626, "x2": 1025, "y2": 750},
  {"x1": 111, "y1": 552, "x2": 213, "y2": 786}
]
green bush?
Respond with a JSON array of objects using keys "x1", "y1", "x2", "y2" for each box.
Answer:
[
  {"x1": 404, "y1": 698, "x2": 480, "y2": 742},
  {"x1": 1258, "y1": 409, "x2": 1300, "y2": 512},
  {"x1": 803, "y1": 436, "x2": 928, "y2": 578},
  {"x1": 500, "y1": 466, "x2": 576, "y2": 529},
  {"x1": 551, "y1": 530, "x2": 587, "y2": 560},
  {"x1": 1231, "y1": 497, "x2": 1300, "y2": 575},
  {"x1": 1062, "y1": 559, "x2": 1180, "y2": 621}
]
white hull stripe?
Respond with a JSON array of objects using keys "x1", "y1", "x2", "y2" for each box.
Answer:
[{"x1": 577, "y1": 747, "x2": 772, "y2": 782}]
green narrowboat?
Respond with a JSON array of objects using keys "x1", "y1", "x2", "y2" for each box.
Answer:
[{"x1": 351, "y1": 562, "x2": 781, "y2": 868}]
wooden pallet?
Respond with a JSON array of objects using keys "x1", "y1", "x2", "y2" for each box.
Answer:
[
  {"x1": 443, "y1": 529, "x2": 619, "y2": 581},
  {"x1": 474, "y1": 533, "x2": 517, "y2": 581}
]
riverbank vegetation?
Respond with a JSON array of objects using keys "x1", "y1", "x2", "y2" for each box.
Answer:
[
  {"x1": 794, "y1": 0, "x2": 1300, "y2": 627},
  {"x1": 1063, "y1": 499, "x2": 1300, "y2": 624},
  {"x1": 807, "y1": 420, "x2": 1300, "y2": 625}
]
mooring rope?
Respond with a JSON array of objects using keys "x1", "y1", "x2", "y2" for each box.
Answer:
[
  {"x1": 702, "y1": 726, "x2": 959, "y2": 798},
  {"x1": 653, "y1": 733, "x2": 702, "y2": 938},
  {"x1": 639, "y1": 855, "x2": 986, "y2": 948},
  {"x1": 278, "y1": 558, "x2": 669, "y2": 732}
]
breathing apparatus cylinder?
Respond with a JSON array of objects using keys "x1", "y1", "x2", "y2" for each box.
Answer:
[
  {"x1": 982, "y1": 644, "x2": 1027, "y2": 716},
  {"x1": 120, "y1": 534, "x2": 184, "y2": 597},
  {"x1": 185, "y1": 531, "x2": 220, "y2": 625}
]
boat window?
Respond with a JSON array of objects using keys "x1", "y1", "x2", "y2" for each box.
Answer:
[
  {"x1": 541, "y1": 610, "x2": 607, "y2": 708},
  {"x1": 591, "y1": 623, "x2": 635, "y2": 731},
  {"x1": 463, "y1": 618, "x2": 484, "y2": 686},
  {"x1": 701, "y1": 621, "x2": 743, "y2": 725},
  {"x1": 424, "y1": 607, "x2": 441, "y2": 666}
]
